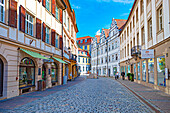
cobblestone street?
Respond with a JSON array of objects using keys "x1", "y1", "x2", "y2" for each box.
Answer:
[{"x1": 1, "y1": 77, "x2": 154, "y2": 113}]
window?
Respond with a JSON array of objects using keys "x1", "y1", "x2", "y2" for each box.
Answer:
[
  {"x1": 109, "y1": 45, "x2": 110, "y2": 51},
  {"x1": 101, "y1": 49, "x2": 103, "y2": 54},
  {"x1": 78, "y1": 58, "x2": 80, "y2": 63},
  {"x1": 71, "y1": 25, "x2": 73, "y2": 36},
  {"x1": 56, "y1": 6, "x2": 59, "y2": 20},
  {"x1": 85, "y1": 45, "x2": 87, "y2": 50},
  {"x1": 109, "y1": 56, "x2": 110, "y2": 62},
  {"x1": 141, "y1": 27, "x2": 145, "y2": 45},
  {"x1": 130, "y1": 22, "x2": 132, "y2": 32},
  {"x1": 101, "y1": 58, "x2": 103, "y2": 64},
  {"x1": 112, "y1": 43, "x2": 114, "y2": 49},
  {"x1": 85, "y1": 39, "x2": 87, "y2": 42},
  {"x1": 105, "y1": 57, "x2": 107, "y2": 63},
  {"x1": 141, "y1": 0, "x2": 144, "y2": 14},
  {"x1": 83, "y1": 66, "x2": 84, "y2": 71},
  {"x1": 55, "y1": 34, "x2": 59, "y2": 48},
  {"x1": 142, "y1": 60, "x2": 146, "y2": 81},
  {"x1": 115, "y1": 41, "x2": 117, "y2": 48},
  {"x1": 86, "y1": 58, "x2": 87, "y2": 63},
  {"x1": 116, "y1": 54, "x2": 118, "y2": 60},
  {"x1": 148, "y1": 58, "x2": 154, "y2": 84},
  {"x1": 46, "y1": 27, "x2": 50, "y2": 44},
  {"x1": 158, "y1": 6, "x2": 163, "y2": 31},
  {"x1": 88, "y1": 59, "x2": 90, "y2": 63},
  {"x1": 46, "y1": 0, "x2": 50, "y2": 11},
  {"x1": 137, "y1": 33, "x2": 139, "y2": 45},
  {"x1": 83, "y1": 58, "x2": 84, "y2": 63},
  {"x1": 136, "y1": 8, "x2": 138, "y2": 22},
  {"x1": 148, "y1": 18, "x2": 152, "y2": 40},
  {"x1": 137, "y1": 62, "x2": 140, "y2": 80},
  {"x1": 0, "y1": 0, "x2": 4, "y2": 22},
  {"x1": 127, "y1": 44, "x2": 129, "y2": 56},
  {"x1": 133, "y1": 16, "x2": 135, "y2": 28},
  {"x1": 127, "y1": 27, "x2": 129, "y2": 37},
  {"x1": 25, "y1": 13, "x2": 33, "y2": 36},
  {"x1": 81, "y1": 40, "x2": 83, "y2": 43},
  {"x1": 63, "y1": 11, "x2": 66, "y2": 24},
  {"x1": 112, "y1": 55, "x2": 114, "y2": 61}
]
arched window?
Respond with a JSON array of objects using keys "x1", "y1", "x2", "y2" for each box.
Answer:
[
  {"x1": 0, "y1": 58, "x2": 4, "y2": 96},
  {"x1": 19, "y1": 58, "x2": 35, "y2": 88},
  {"x1": 51, "y1": 63, "x2": 58, "y2": 83}
]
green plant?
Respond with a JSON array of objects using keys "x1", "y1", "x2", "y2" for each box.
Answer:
[
  {"x1": 130, "y1": 73, "x2": 134, "y2": 81},
  {"x1": 127, "y1": 73, "x2": 131, "y2": 80}
]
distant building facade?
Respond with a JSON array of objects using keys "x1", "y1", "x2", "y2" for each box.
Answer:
[
  {"x1": 78, "y1": 48, "x2": 91, "y2": 75},
  {"x1": 91, "y1": 19, "x2": 126, "y2": 77}
]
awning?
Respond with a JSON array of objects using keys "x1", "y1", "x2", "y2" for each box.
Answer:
[
  {"x1": 52, "y1": 57, "x2": 67, "y2": 64},
  {"x1": 20, "y1": 48, "x2": 49, "y2": 60}
]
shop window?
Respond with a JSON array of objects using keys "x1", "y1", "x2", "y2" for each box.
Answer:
[
  {"x1": 128, "y1": 65, "x2": 130, "y2": 73},
  {"x1": 46, "y1": 27, "x2": 50, "y2": 44},
  {"x1": 125, "y1": 66, "x2": 127, "y2": 76},
  {"x1": 134, "y1": 64, "x2": 136, "y2": 79},
  {"x1": 19, "y1": 58, "x2": 35, "y2": 88},
  {"x1": 148, "y1": 58, "x2": 154, "y2": 84},
  {"x1": 51, "y1": 63, "x2": 58, "y2": 83},
  {"x1": 142, "y1": 60, "x2": 146, "y2": 81},
  {"x1": 0, "y1": 58, "x2": 3, "y2": 97},
  {"x1": 25, "y1": 13, "x2": 33, "y2": 36},
  {"x1": 157, "y1": 56, "x2": 166, "y2": 86},
  {"x1": 137, "y1": 62, "x2": 140, "y2": 80},
  {"x1": 0, "y1": 0, "x2": 5, "y2": 22}
]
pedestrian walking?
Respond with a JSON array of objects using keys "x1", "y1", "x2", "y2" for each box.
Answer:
[{"x1": 121, "y1": 72, "x2": 125, "y2": 80}]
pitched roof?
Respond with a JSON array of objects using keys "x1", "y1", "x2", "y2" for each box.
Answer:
[
  {"x1": 76, "y1": 36, "x2": 93, "y2": 40},
  {"x1": 115, "y1": 19, "x2": 126, "y2": 29},
  {"x1": 78, "y1": 48, "x2": 91, "y2": 57},
  {"x1": 102, "y1": 29, "x2": 110, "y2": 38},
  {"x1": 95, "y1": 35, "x2": 100, "y2": 43}
]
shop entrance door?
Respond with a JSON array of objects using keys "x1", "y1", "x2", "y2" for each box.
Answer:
[
  {"x1": 0, "y1": 58, "x2": 3, "y2": 97},
  {"x1": 108, "y1": 69, "x2": 110, "y2": 77},
  {"x1": 42, "y1": 64, "x2": 46, "y2": 81}
]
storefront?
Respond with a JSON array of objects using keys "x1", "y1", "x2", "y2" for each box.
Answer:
[
  {"x1": 157, "y1": 56, "x2": 166, "y2": 87},
  {"x1": 113, "y1": 67, "x2": 117, "y2": 76},
  {"x1": 51, "y1": 63, "x2": 58, "y2": 85},
  {"x1": 134, "y1": 63, "x2": 136, "y2": 79},
  {"x1": 137, "y1": 62, "x2": 140, "y2": 80},
  {"x1": 142, "y1": 60, "x2": 146, "y2": 81},
  {"x1": 0, "y1": 58, "x2": 3, "y2": 97},
  {"x1": 19, "y1": 58, "x2": 35, "y2": 90},
  {"x1": 148, "y1": 58, "x2": 154, "y2": 84}
]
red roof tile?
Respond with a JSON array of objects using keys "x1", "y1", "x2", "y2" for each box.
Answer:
[
  {"x1": 115, "y1": 19, "x2": 126, "y2": 29},
  {"x1": 76, "y1": 36, "x2": 93, "y2": 40},
  {"x1": 102, "y1": 29, "x2": 110, "y2": 38},
  {"x1": 95, "y1": 35, "x2": 100, "y2": 43}
]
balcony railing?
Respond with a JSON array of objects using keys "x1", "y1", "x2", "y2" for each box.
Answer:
[
  {"x1": 70, "y1": 53, "x2": 77, "y2": 61},
  {"x1": 131, "y1": 45, "x2": 141, "y2": 56}
]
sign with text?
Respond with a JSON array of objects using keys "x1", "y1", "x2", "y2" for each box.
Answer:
[{"x1": 141, "y1": 49, "x2": 154, "y2": 59}]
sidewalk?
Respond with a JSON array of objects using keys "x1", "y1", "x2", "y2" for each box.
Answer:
[
  {"x1": 117, "y1": 79, "x2": 170, "y2": 113},
  {"x1": 0, "y1": 77, "x2": 85, "y2": 112}
]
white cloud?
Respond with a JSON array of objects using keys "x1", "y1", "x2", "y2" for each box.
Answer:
[
  {"x1": 96, "y1": 30, "x2": 101, "y2": 35},
  {"x1": 120, "y1": 13, "x2": 129, "y2": 16},
  {"x1": 72, "y1": 4, "x2": 81, "y2": 9},
  {"x1": 96, "y1": 0, "x2": 134, "y2": 4}
]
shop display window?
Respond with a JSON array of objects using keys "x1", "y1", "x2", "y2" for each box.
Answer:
[
  {"x1": 148, "y1": 58, "x2": 154, "y2": 84},
  {"x1": 157, "y1": 56, "x2": 166, "y2": 86},
  {"x1": 19, "y1": 58, "x2": 35, "y2": 88},
  {"x1": 134, "y1": 64, "x2": 136, "y2": 79},
  {"x1": 142, "y1": 60, "x2": 146, "y2": 81},
  {"x1": 128, "y1": 65, "x2": 130, "y2": 73},
  {"x1": 51, "y1": 63, "x2": 58, "y2": 83},
  {"x1": 137, "y1": 62, "x2": 140, "y2": 80}
]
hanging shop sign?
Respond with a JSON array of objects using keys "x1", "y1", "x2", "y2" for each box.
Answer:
[{"x1": 141, "y1": 49, "x2": 154, "y2": 59}]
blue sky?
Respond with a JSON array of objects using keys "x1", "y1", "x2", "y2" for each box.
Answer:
[{"x1": 69, "y1": 0, "x2": 134, "y2": 38}]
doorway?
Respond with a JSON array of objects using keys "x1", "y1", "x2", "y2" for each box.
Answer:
[
  {"x1": 42, "y1": 64, "x2": 46, "y2": 81},
  {"x1": 108, "y1": 69, "x2": 110, "y2": 77},
  {"x1": 0, "y1": 58, "x2": 3, "y2": 97}
]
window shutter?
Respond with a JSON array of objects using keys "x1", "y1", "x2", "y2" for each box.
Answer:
[
  {"x1": 59, "y1": 35, "x2": 63, "y2": 49},
  {"x1": 9, "y1": 0, "x2": 17, "y2": 28},
  {"x1": 51, "y1": 0, "x2": 56, "y2": 17},
  {"x1": 19, "y1": 5, "x2": 26, "y2": 32},
  {"x1": 42, "y1": 22, "x2": 46, "y2": 42},
  {"x1": 59, "y1": 9, "x2": 63, "y2": 24},
  {"x1": 42, "y1": 0, "x2": 46, "y2": 7},
  {"x1": 36, "y1": 18, "x2": 41, "y2": 39},
  {"x1": 51, "y1": 29, "x2": 55, "y2": 47}
]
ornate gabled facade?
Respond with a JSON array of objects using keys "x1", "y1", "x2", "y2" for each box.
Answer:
[{"x1": 91, "y1": 19, "x2": 126, "y2": 77}]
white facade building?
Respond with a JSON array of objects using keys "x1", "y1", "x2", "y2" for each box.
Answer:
[{"x1": 91, "y1": 19, "x2": 126, "y2": 77}]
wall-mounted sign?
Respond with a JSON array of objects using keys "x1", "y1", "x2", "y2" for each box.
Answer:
[{"x1": 141, "y1": 49, "x2": 154, "y2": 59}]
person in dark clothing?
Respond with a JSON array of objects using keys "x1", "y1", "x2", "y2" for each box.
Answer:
[{"x1": 121, "y1": 72, "x2": 125, "y2": 80}]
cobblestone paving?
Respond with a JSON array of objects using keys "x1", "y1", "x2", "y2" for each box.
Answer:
[{"x1": 7, "y1": 78, "x2": 154, "y2": 113}]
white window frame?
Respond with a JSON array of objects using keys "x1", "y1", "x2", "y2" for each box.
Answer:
[
  {"x1": 158, "y1": 7, "x2": 163, "y2": 31},
  {"x1": 46, "y1": 27, "x2": 50, "y2": 44},
  {"x1": 56, "y1": 6, "x2": 59, "y2": 20},
  {"x1": 46, "y1": 0, "x2": 50, "y2": 11},
  {"x1": 25, "y1": 13, "x2": 33, "y2": 36},
  {"x1": 0, "y1": 0, "x2": 5, "y2": 23}
]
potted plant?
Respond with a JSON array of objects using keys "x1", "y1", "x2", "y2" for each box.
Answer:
[
  {"x1": 127, "y1": 73, "x2": 131, "y2": 80},
  {"x1": 130, "y1": 73, "x2": 134, "y2": 82}
]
